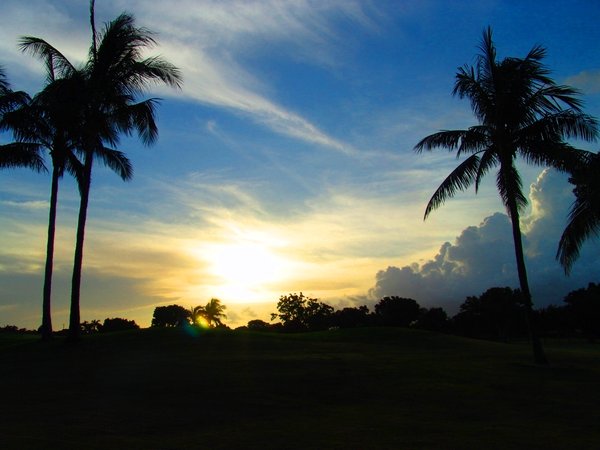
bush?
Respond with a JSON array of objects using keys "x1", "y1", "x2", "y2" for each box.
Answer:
[{"x1": 101, "y1": 318, "x2": 139, "y2": 333}]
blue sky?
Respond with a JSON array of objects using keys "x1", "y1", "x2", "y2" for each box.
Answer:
[{"x1": 1, "y1": 0, "x2": 599, "y2": 329}]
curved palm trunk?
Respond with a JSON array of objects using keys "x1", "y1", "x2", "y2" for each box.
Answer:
[
  {"x1": 507, "y1": 200, "x2": 548, "y2": 365},
  {"x1": 40, "y1": 164, "x2": 60, "y2": 340},
  {"x1": 67, "y1": 151, "x2": 93, "y2": 342}
]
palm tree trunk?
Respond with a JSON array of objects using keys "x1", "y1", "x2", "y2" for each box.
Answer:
[
  {"x1": 67, "y1": 152, "x2": 93, "y2": 342},
  {"x1": 507, "y1": 200, "x2": 548, "y2": 365},
  {"x1": 41, "y1": 165, "x2": 60, "y2": 340}
]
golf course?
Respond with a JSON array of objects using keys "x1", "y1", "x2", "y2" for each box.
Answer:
[{"x1": 1, "y1": 327, "x2": 599, "y2": 449}]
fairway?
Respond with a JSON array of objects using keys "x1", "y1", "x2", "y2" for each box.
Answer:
[{"x1": 1, "y1": 328, "x2": 599, "y2": 449}]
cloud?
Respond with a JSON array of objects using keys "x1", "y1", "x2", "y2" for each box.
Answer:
[
  {"x1": 0, "y1": 0, "x2": 371, "y2": 155},
  {"x1": 565, "y1": 70, "x2": 600, "y2": 95},
  {"x1": 0, "y1": 200, "x2": 48, "y2": 210},
  {"x1": 369, "y1": 213, "x2": 518, "y2": 311},
  {"x1": 368, "y1": 169, "x2": 600, "y2": 312},
  {"x1": 118, "y1": 0, "x2": 378, "y2": 156}
]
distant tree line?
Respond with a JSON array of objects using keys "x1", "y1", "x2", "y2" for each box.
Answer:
[
  {"x1": 3, "y1": 284, "x2": 598, "y2": 342},
  {"x1": 239, "y1": 285, "x2": 600, "y2": 342},
  {"x1": 80, "y1": 318, "x2": 140, "y2": 334}
]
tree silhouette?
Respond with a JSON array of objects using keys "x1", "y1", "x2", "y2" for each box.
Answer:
[
  {"x1": 3, "y1": 51, "x2": 89, "y2": 340},
  {"x1": 101, "y1": 317, "x2": 139, "y2": 333},
  {"x1": 374, "y1": 296, "x2": 420, "y2": 327},
  {"x1": 452, "y1": 287, "x2": 527, "y2": 341},
  {"x1": 190, "y1": 305, "x2": 206, "y2": 327},
  {"x1": 414, "y1": 307, "x2": 449, "y2": 333},
  {"x1": 333, "y1": 306, "x2": 373, "y2": 328},
  {"x1": 414, "y1": 27, "x2": 598, "y2": 364},
  {"x1": 80, "y1": 319, "x2": 102, "y2": 334},
  {"x1": 247, "y1": 319, "x2": 272, "y2": 332},
  {"x1": 68, "y1": 3, "x2": 181, "y2": 341},
  {"x1": 202, "y1": 298, "x2": 227, "y2": 327},
  {"x1": 557, "y1": 151, "x2": 600, "y2": 273},
  {"x1": 564, "y1": 282, "x2": 600, "y2": 340},
  {"x1": 271, "y1": 293, "x2": 334, "y2": 331},
  {"x1": 21, "y1": 1, "x2": 181, "y2": 341},
  {"x1": 151, "y1": 305, "x2": 190, "y2": 328}
]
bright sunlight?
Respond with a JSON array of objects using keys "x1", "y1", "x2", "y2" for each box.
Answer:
[{"x1": 190, "y1": 229, "x2": 296, "y2": 303}]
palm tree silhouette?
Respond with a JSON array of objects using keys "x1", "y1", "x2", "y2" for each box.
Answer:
[
  {"x1": 557, "y1": 151, "x2": 600, "y2": 273},
  {"x1": 17, "y1": 2, "x2": 180, "y2": 342},
  {"x1": 203, "y1": 298, "x2": 227, "y2": 327},
  {"x1": 414, "y1": 27, "x2": 598, "y2": 364},
  {"x1": 3, "y1": 52, "x2": 86, "y2": 340},
  {"x1": 17, "y1": 30, "x2": 135, "y2": 340},
  {"x1": 190, "y1": 305, "x2": 207, "y2": 327},
  {"x1": 64, "y1": 2, "x2": 181, "y2": 341}
]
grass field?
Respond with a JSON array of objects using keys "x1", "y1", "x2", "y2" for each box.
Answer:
[{"x1": 1, "y1": 327, "x2": 599, "y2": 449}]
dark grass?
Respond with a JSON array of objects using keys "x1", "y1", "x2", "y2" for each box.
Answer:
[{"x1": 1, "y1": 327, "x2": 599, "y2": 449}]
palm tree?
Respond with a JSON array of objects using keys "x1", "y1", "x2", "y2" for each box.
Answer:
[
  {"x1": 557, "y1": 151, "x2": 600, "y2": 273},
  {"x1": 64, "y1": 2, "x2": 181, "y2": 341},
  {"x1": 17, "y1": 31, "x2": 131, "y2": 341},
  {"x1": 203, "y1": 298, "x2": 227, "y2": 327},
  {"x1": 414, "y1": 27, "x2": 598, "y2": 364},
  {"x1": 3, "y1": 54, "x2": 85, "y2": 340},
  {"x1": 190, "y1": 305, "x2": 206, "y2": 327}
]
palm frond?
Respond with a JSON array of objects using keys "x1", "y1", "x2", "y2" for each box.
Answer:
[
  {"x1": 0, "y1": 65, "x2": 8, "y2": 94},
  {"x1": 532, "y1": 85, "x2": 584, "y2": 113},
  {"x1": 474, "y1": 148, "x2": 497, "y2": 192},
  {"x1": 533, "y1": 110, "x2": 598, "y2": 141},
  {"x1": 457, "y1": 126, "x2": 490, "y2": 157},
  {"x1": 134, "y1": 57, "x2": 183, "y2": 89},
  {"x1": 0, "y1": 90, "x2": 30, "y2": 115},
  {"x1": 113, "y1": 98, "x2": 159, "y2": 146},
  {"x1": 414, "y1": 129, "x2": 469, "y2": 152},
  {"x1": 93, "y1": 147, "x2": 133, "y2": 181},
  {"x1": 453, "y1": 66, "x2": 492, "y2": 122},
  {"x1": 424, "y1": 153, "x2": 481, "y2": 219},
  {"x1": 496, "y1": 163, "x2": 527, "y2": 216},
  {"x1": 19, "y1": 36, "x2": 77, "y2": 81},
  {"x1": 557, "y1": 196, "x2": 600, "y2": 274},
  {"x1": 519, "y1": 140, "x2": 587, "y2": 172},
  {"x1": 64, "y1": 150, "x2": 86, "y2": 193},
  {"x1": 477, "y1": 26, "x2": 496, "y2": 84},
  {"x1": 0, "y1": 142, "x2": 46, "y2": 172}
]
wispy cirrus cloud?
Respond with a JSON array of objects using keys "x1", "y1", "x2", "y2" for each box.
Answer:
[
  {"x1": 0, "y1": 199, "x2": 48, "y2": 211},
  {"x1": 2, "y1": 0, "x2": 378, "y2": 156},
  {"x1": 114, "y1": 0, "x2": 382, "y2": 155}
]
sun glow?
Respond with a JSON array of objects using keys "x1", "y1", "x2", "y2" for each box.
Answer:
[
  {"x1": 194, "y1": 316, "x2": 210, "y2": 329},
  {"x1": 190, "y1": 230, "x2": 296, "y2": 303}
]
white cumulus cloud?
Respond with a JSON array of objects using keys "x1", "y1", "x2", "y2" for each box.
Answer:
[{"x1": 368, "y1": 169, "x2": 600, "y2": 312}]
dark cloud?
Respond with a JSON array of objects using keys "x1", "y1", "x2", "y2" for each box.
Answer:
[{"x1": 369, "y1": 169, "x2": 600, "y2": 313}]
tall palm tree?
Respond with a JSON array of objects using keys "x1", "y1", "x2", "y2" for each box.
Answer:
[
  {"x1": 414, "y1": 27, "x2": 598, "y2": 364},
  {"x1": 203, "y1": 298, "x2": 227, "y2": 328},
  {"x1": 17, "y1": 35, "x2": 131, "y2": 341},
  {"x1": 64, "y1": 2, "x2": 181, "y2": 341},
  {"x1": 557, "y1": 151, "x2": 600, "y2": 273},
  {"x1": 3, "y1": 54, "x2": 84, "y2": 340}
]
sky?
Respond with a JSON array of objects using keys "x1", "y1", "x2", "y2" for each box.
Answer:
[{"x1": 1, "y1": 0, "x2": 599, "y2": 330}]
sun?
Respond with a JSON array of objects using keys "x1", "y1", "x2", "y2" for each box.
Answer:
[
  {"x1": 191, "y1": 231, "x2": 295, "y2": 303},
  {"x1": 211, "y1": 242, "x2": 286, "y2": 285}
]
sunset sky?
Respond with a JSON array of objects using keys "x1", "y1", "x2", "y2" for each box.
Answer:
[{"x1": 1, "y1": 0, "x2": 599, "y2": 330}]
